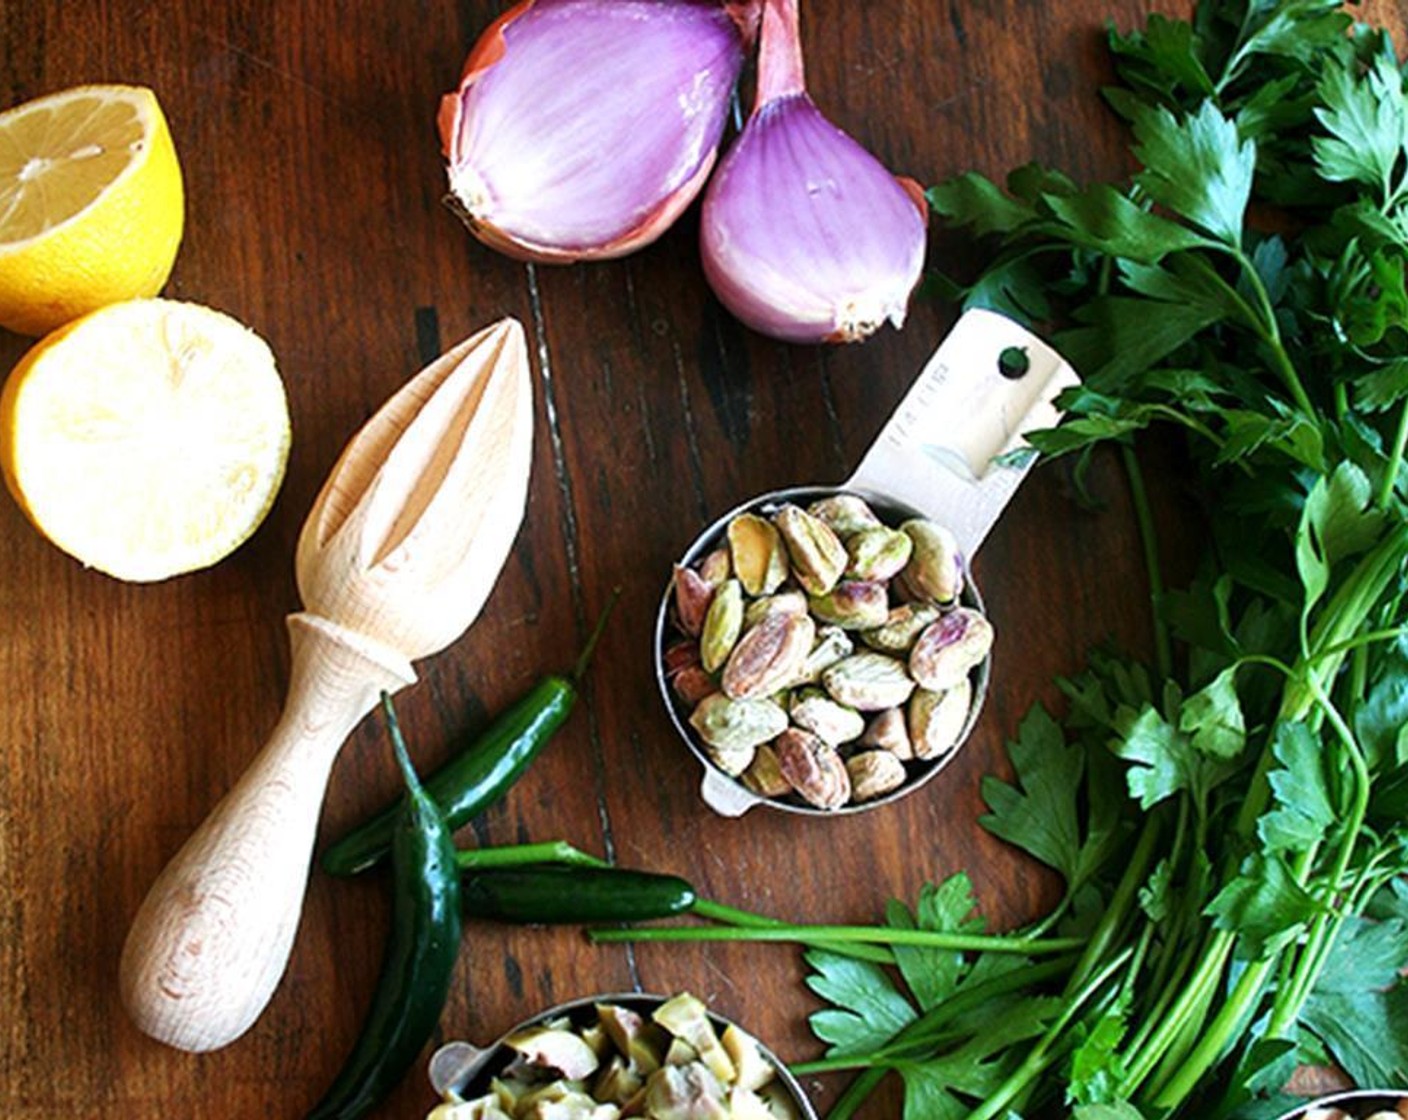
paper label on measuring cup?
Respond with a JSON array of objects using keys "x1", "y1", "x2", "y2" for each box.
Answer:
[{"x1": 848, "y1": 308, "x2": 1079, "y2": 558}]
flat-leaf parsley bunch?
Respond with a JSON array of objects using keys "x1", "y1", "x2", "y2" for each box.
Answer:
[
  {"x1": 598, "y1": 3, "x2": 1408, "y2": 1118},
  {"x1": 825, "y1": 1, "x2": 1408, "y2": 1115}
]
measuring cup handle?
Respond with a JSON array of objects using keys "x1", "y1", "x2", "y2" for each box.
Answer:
[{"x1": 845, "y1": 308, "x2": 1079, "y2": 558}]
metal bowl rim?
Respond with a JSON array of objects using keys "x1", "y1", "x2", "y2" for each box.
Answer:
[{"x1": 1272, "y1": 1088, "x2": 1408, "y2": 1120}]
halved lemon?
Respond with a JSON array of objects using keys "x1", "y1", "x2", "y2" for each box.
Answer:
[
  {"x1": 0, "y1": 84, "x2": 184, "y2": 336},
  {"x1": 0, "y1": 299, "x2": 291, "y2": 581}
]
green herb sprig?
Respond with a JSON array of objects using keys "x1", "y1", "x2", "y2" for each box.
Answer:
[{"x1": 597, "y1": 4, "x2": 1408, "y2": 1116}]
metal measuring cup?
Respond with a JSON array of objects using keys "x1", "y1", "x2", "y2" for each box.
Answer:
[
  {"x1": 427, "y1": 992, "x2": 818, "y2": 1119},
  {"x1": 654, "y1": 309, "x2": 1080, "y2": 817}
]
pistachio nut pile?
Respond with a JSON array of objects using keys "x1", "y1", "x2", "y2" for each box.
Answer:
[
  {"x1": 427, "y1": 993, "x2": 800, "y2": 1120},
  {"x1": 663, "y1": 493, "x2": 992, "y2": 810}
]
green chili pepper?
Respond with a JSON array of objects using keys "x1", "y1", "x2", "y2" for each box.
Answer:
[
  {"x1": 306, "y1": 695, "x2": 463, "y2": 1120},
  {"x1": 322, "y1": 595, "x2": 616, "y2": 877},
  {"x1": 461, "y1": 866, "x2": 698, "y2": 924}
]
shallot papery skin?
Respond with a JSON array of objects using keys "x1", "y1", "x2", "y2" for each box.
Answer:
[
  {"x1": 699, "y1": 92, "x2": 928, "y2": 344},
  {"x1": 438, "y1": 0, "x2": 748, "y2": 263}
]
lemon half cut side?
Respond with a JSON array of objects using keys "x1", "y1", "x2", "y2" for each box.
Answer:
[
  {"x1": 0, "y1": 299, "x2": 291, "y2": 582},
  {"x1": 0, "y1": 84, "x2": 185, "y2": 336}
]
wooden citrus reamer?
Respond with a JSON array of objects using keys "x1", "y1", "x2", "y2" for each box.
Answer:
[{"x1": 119, "y1": 318, "x2": 535, "y2": 1053}]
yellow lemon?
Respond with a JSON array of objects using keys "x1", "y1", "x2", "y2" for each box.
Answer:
[
  {"x1": 0, "y1": 299, "x2": 291, "y2": 581},
  {"x1": 0, "y1": 84, "x2": 184, "y2": 336}
]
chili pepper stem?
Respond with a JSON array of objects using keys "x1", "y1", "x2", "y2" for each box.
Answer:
[
  {"x1": 572, "y1": 589, "x2": 621, "y2": 682},
  {"x1": 381, "y1": 692, "x2": 422, "y2": 793},
  {"x1": 455, "y1": 841, "x2": 610, "y2": 870}
]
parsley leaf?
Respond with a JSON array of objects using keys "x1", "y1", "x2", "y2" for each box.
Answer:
[
  {"x1": 1312, "y1": 53, "x2": 1408, "y2": 197},
  {"x1": 1055, "y1": 295, "x2": 1226, "y2": 389},
  {"x1": 1109, "y1": 704, "x2": 1237, "y2": 809},
  {"x1": 1312, "y1": 908, "x2": 1408, "y2": 994},
  {"x1": 980, "y1": 706, "x2": 1121, "y2": 890},
  {"x1": 1228, "y1": 1, "x2": 1353, "y2": 73},
  {"x1": 896, "y1": 998, "x2": 1060, "y2": 1120},
  {"x1": 1107, "y1": 13, "x2": 1215, "y2": 103},
  {"x1": 1131, "y1": 100, "x2": 1255, "y2": 246},
  {"x1": 805, "y1": 950, "x2": 916, "y2": 1057},
  {"x1": 885, "y1": 875, "x2": 985, "y2": 1012},
  {"x1": 1295, "y1": 461, "x2": 1387, "y2": 614},
  {"x1": 1040, "y1": 186, "x2": 1214, "y2": 262},
  {"x1": 1205, "y1": 851, "x2": 1321, "y2": 958},
  {"x1": 926, "y1": 174, "x2": 1033, "y2": 237},
  {"x1": 1353, "y1": 357, "x2": 1408, "y2": 413},
  {"x1": 1178, "y1": 666, "x2": 1247, "y2": 760},
  {"x1": 1355, "y1": 644, "x2": 1408, "y2": 770},
  {"x1": 1072, "y1": 1106, "x2": 1146, "y2": 1120},
  {"x1": 1257, "y1": 722, "x2": 1336, "y2": 852},
  {"x1": 1300, "y1": 984, "x2": 1408, "y2": 1087},
  {"x1": 1067, "y1": 998, "x2": 1131, "y2": 1106}
]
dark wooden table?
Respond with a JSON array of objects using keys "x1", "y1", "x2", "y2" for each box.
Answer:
[{"x1": 0, "y1": 2, "x2": 1296, "y2": 1117}]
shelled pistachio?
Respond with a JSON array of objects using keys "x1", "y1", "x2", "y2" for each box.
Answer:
[
  {"x1": 774, "y1": 728, "x2": 851, "y2": 809},
  {"x1": 809, "y1": 580, "x2": 889, "y2": 630},
  {"x1": 741, "y1": 743, "x2": 792, "y2": 798},
  {"x1": 844, "y1": 525, "x2": 912, "y2": 582},
  {"x1": 789, "y1": 687, "x2": 864, "y2": 747},
  {"x1": 774, "y1": 504, "x2": 847, "y2": 595},
  {"x1": 728, "y1": 514, "x2": 788, "y2": 596},
  {"x1": 901, "y1": 519, "x2": 964, "y2": 604},
  {"x1": 689, "y1": 694, "x2": 787, "y2": 755},
  {"x1": 806, "y1": 494, "x2": 881, "y2": 537},
  {"x1": 861, "y1": 603, "x2": 940, "y2": 654},
  {"x1": 701, "y1": 579, "x2": 745, "y2": 673},
  {"x1": 846, "y1": 750, "x2": 907, "y2": 802},
  {"x1": 822, "y1": 652, "x2": 915, "y2": 711},
  {"x1": 722, "y1": 612, "x2": 815, "y2": 700},
  {"x1": 910, "y1": 608, "x2": 993, "y2": 691},
  {"x1": 666, "y1": 492, "x2": 992, "y2": 811},
  {"x1": 908, "y1": 679, "x2": 972, "y2": 760}
]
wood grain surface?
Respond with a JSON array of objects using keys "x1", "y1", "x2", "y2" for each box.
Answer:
[{"x1": 0, "y1": 2, "x2": 1363, "y2": 1118}]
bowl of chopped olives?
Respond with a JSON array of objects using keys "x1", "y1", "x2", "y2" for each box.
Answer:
[
  {"x1": 425, "y1": 991, "x2": 815, "y2": 1120},
  {"x1": 656, "y1": 486, "x2": 992, "y2": 817}
]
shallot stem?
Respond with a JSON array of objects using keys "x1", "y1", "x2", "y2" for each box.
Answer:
[{"x1": 757, "y1": 0, "x2": 806, "y2": 104}]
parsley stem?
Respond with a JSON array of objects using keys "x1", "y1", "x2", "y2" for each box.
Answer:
[
  {"x1": 587, "y1": 924, "x2": 1084, "y2": 953},
  {"x1": 1262, "y1": 677, "x2": 1371, "y2": 1039},
  {"x1": 1235, "y1": 526, "x2": 1408, "y2": 838},
  {"x1": 1155, "y1": 673, "x2": 1369, "y2": 1110},
  {"x1": 687, "y1": 899, "x2": 896, "y2": 965},
  {"x1": 1148, "y1": 950, "x2": 1276, "y2": 1110},
  {"x1": 1238, "y1": 252, "x2": 1317, "y2": 419},
  {"x1": 1118, "y1": 929, "x2": 1232, "y2": 1096},
  {"x1": 1310, "y1": 625, "x2": 1408, "y2": 663},
  {"x1": 965, "y1": 948, "x2": 1134, "y2": 1120},
  {"x1": 1120, "y1": 445, "x2": 1173, "y2": 680},
  {"x1": 1184, "y1": 253, "x2": 1315, "y2": 418},
  {"x1": 1066, "y1": 813, "x2": 1160, "y2": 993},
  {"x1": 1378, "y1": 396, "x2": 1408, "y2": 507},
  {"x1": 1121, "y1": 918, "x2": 1199, "y2": 1065},
  {"x1": 821, "y1": 1069, "x2": 883, "y2": 1120}
]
